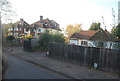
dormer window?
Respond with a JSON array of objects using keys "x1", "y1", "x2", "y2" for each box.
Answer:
[
  {"x1": 45, "y1": 23, "x2": 48, "y2": 26},
  {"x1": 43, "y1": 23, "x2": 48, "y2": 28},
  {"x1": 33, "y1": 24, "x2": 37, "y2": 27}
]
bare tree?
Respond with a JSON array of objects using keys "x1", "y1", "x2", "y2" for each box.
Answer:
[
  {"x1": 111, "y1": 8, "x2": 117, "y2": 28},
  {"x1": 101, "y1": 16, "x2": 106, "y2": 30},
  {"x1": 0, "y1": 0, "x2": 16, "y2": 44},
  {"x1": 0, "y1": 0, "x2": 16, "y2": 24}
]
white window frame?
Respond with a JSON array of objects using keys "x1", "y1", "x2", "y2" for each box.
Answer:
[
  {"x1": 81, "y1": 40, "x2": 88, "y2": 46},
  {"x1": 14, "y1": 28, "x2": 18, "y2": 31}
]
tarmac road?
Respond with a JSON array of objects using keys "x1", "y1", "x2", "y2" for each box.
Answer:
[{"x1": 3, "y1": 53, "x2": 68, "y2": 79}]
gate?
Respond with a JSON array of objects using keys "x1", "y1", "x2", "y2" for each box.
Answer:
[{"x1": 23, "y1": 40, "x2": 31, "y2": 51}]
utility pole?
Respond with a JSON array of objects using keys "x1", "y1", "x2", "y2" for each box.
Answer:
[
  {"x1": 0, "y1": 4, "x2": 2, "y2": 40},
  {"x1": 0, "y1": 2, "x2": 2, "y2": 81},
  {"x1": 0, "y1": 1, "x2": 3, "y2": 47}
]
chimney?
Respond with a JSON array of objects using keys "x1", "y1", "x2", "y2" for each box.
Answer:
[
  {"x1": 20, "y1": 18, "x2": 24, "y2": 26},
  {"x1": 40, "y1": 16, "x2": 43, "y2": 21},
  {"x1": 20, "y1": 18, "x2": 24, "y2": 22}
]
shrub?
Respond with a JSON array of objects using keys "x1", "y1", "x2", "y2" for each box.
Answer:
[
  {"x1": 6, "y1": 35, "x2": 15, "y2": 44},
  {"x1": 39, "y1": 31, "x2": 52, "y2": 49},
  {"x1": 39, "y1": 31, "x2": 65, "y2": 50}
]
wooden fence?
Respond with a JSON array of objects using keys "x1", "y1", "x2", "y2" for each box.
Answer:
[{"x1": 48, "y1": 43, "x2": 120, "y2": 74}]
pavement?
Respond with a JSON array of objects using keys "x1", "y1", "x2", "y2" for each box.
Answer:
[{"x1": 3, "y1": 46, "x2": 119, "y2": 80}]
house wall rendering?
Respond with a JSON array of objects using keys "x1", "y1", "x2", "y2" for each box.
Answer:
[{"x1": 69, "y1": 39, "x2": 78, "y2": 45}]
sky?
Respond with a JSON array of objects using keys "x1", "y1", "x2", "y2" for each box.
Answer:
[{"x1": 8, "y1": 0, "x2": 119, "y2": 31}]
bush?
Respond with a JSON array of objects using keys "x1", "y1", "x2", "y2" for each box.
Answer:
[
  {"x1": 6, "y1": 35, "x2": 15, "y2": 41},
  {"x1": 52, "y1": 33, "x2": 65, "y2": 43},
  {"x1": 39, "y1": 31, "x2": 52, "y2": 49},
  {"x1": 6, "y1": 35, "x2": 15, "y2": 44},
  {"x1": 39, "y1": 31, "x2": 65, "y2": 50}
]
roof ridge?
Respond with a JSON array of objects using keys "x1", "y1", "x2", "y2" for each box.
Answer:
[{"x1": 89, "y1": 30, "x2": 100, "y2": 39}]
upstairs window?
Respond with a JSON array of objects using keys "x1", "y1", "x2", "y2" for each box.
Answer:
[
  {"x1": 38, "y1": 29, "x2": 41, "y2": 32},
  {"x1": 26, "y1": 28, "x2": 29, "y2": 31},
  {"x1": 10, "y1": 28, "x2": 13, "y2": 31},
  {"x1": 14, "y1": 28, "x2": 18, "y2": 31}
]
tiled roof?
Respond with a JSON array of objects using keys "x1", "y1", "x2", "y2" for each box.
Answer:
[
  {"x1": 70, "y1": 29, "x2": 118, "y2": 41},
  {"x1": 13, "y1": 20, "x2": 29, "y2": 28},
  {"x1": 104, "y1": 29, "x2": 112, "y2": 36},
  {"x1": 70, "y1": 30, "x2": 98, "y2": 40},
  {"x1": 30, "y1": 21, "x2": 43, "y2": 28},
  {"x1": 70, "y1": 33, "x2": 80, "y2": 39},
  {"x1": 79, "y1": 30, "x2": 98, "y2": 37},
  {"x1": 104, "y1": 29, "x2": 119, "y2": 41},
  {"x1": 29, "y1": 18, "x2": 61, "y2": 31}
]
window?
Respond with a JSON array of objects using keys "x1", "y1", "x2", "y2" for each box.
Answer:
[
  {"x1": 14, "y1": 28, "x2": 18, "y2": 31},
  {"x1": 81, "y1": 41, "x2": 88, "y2": 46},
  {"x1": 19, "y1": 28, "x2": 22, "y2": 31},
  {"x1": 9, "y1": 28, "x2": 13, "y2": 31},
  {"x1": 26, "y1": 29, "x2": 29, "y2": 31},
  {"x1": 85, "y1": 41, "x2": 88, "y2": 45},
  {"x1": 8, "y1": 28, "x2": 11, "y2": 31},
  {"x1": 38, "y1": 29, "x2": 41, "y2": 32},
  {"x1": 81, "y1": 41, "x2": 84, "y2": 45},
  {"x1": 31, "y1": 29, "x2": 34, "y2": 32},
  {"x1": 8, "y1": 33, "x2": 12, "y2": 35},
  {"x1": 45, "y1": 23, "x2": 48, "y2": 26},
  {"x1": 14, "y1": 33, "x2": 18, "y2": 37},
  {"x1": 70, "y1": 40, "x2": 78, "y2": 45},
  {"x1": 41, "y1": 28, "x2": 45, "y2": 32}
]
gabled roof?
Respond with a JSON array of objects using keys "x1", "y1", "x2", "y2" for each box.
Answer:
[
  {"x1": 13, "y1": 19, "x2": 29, "y2": 28},
  {"x1": 70, "y1": 30, "x2": 98, "y2": 40},
  {"x1": 29, "y1": 21, "x2": 43, "y2": 28},
  {"x1": 70, "y1": 29, "x2": 117, "y2": 41}
]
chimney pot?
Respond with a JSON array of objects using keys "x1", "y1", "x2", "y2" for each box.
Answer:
[
  {"x1": 40, "y1": 16, "x2": 43, "y2": 21},
  {"x1": 20, "y1": 18, "x2": 24, "y2": 22}
]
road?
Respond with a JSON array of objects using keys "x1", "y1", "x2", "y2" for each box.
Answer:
[{"x1": 3, "y1": 53, "x2": 68, "y2": 79}]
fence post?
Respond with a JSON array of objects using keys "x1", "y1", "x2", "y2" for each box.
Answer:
[
  {"x1": 84, "y1": 47, "x2": 87, "y2": 65},
  {"x1": 118, "y1": 50, "x2": 120, "y2": 78}
]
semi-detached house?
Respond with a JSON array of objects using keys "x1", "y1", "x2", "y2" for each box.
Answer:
[
  {"x1": 8, "y1": 18, "x2": 29, "y2": 37},
  {"x1": 29, "y1": 16, "x2": 61, "y2": 38},
  {"x1": 8, "y1": 16, "x2": 61, "y2": 38}
]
